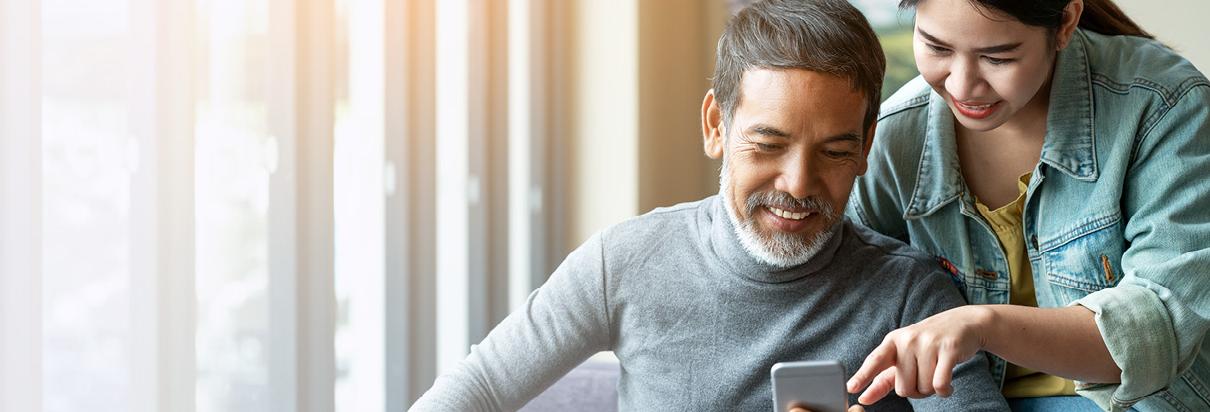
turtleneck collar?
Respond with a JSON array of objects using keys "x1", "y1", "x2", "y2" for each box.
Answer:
[{"x1": 706, "y1": 195, "x2": 845, "y2": 284}]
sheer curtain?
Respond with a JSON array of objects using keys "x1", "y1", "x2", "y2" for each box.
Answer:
[{"x1": 0, "y1": 0, "x2": 553, "y2": 411}]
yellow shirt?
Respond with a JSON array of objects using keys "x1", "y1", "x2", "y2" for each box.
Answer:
[{"x1": 973, "y1": 172, "x2": 1077, "y2": 398}]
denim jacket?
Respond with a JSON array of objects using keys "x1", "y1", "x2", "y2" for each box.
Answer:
[{"x1": 847, "y1": 29, "x2": 1210, "y2": 412}]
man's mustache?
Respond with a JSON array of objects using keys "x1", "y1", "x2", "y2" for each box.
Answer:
[{"x1": 744, "y1": 191, "x2": 835, "y2": 219}]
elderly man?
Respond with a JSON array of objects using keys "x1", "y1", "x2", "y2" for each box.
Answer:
[{"x1": 411, "y1": 0, "x2": 1008, "y2": 411}]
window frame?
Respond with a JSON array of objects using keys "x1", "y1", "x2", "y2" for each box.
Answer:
[
  {"x1": 127, "y1": 0, "x2": 197, "y2": 411},
  {"x1": 266, "y1": 0, "x2": 338, "y2": 409},
  {"x1": 384, "y1": 0, "x2": 439, "y2": 407},
  {"x1": 0, "y1": 0, "x2": 42, "y2": 410}
]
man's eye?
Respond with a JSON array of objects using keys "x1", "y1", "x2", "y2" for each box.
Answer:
[
  {"x1": 983, "y1": 56, "x2": 1014, "y2": 65},
  {"x1": 926, "y1": 43, "x2": 951, "y2": 54},
  {"x1": 825, "y1": 150, "x2": 854, "y2": 158},
  {"x1": 756, "y1": 143, "x2": 780, "y2": 152}
]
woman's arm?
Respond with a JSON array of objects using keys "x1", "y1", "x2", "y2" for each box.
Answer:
[
  {"x1": 981, "y1": 305, "x2": 1119, "y2": 382},
  {"x1": 850, "y1": 82, "x2": 1210, "y2": 411},
  {"x1": 845, "y1": 304, "x2": 1120, "y2": 405}
]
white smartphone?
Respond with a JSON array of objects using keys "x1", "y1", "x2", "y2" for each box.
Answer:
[{"x1": 770, "y1": 360, "x2": 849, "y2": 412}]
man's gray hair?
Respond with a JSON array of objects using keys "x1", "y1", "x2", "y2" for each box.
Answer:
[{"x1": 713, "y1": 0, "x2": 886, "y2": 137}]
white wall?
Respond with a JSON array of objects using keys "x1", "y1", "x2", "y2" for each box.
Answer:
[
  {"x1": 1116, "y1": 0, "x2": 1210, "y2": 71},
  {"x1": 562, "y1": 0, "x2": 728, "y2": 253},
  {"x1": 567, "y1": 0, "x2": 641, "y2": 249}
]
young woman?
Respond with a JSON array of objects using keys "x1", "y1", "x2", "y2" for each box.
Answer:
[{"x1": 843, "y1": 0, "x2": 1210, "y2": 411}]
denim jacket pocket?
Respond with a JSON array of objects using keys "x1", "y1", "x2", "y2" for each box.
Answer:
[
  {"x1": 1040, "y1": 211, "x2": 1125, "y2": 303},
  {"x1": 932, "y1": 252, "x2": 1010, "y2": 305}
]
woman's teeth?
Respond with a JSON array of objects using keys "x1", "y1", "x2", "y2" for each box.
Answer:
[{"x1": 768, "y1": 206, "x2": 811, "y2": 220}]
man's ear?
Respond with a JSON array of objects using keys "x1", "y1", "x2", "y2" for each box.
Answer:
[
  {"x1": 1056, "y1": 0, "x2": 1084, "y2": 50},
  {"x1": 858, "y1": 121, "x2": 876, "y2": 176},
  {"x1": 702, "y1": 89, "x2": 725, "y2": 159}
]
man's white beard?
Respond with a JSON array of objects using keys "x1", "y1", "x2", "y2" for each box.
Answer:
[{"x1": 719, "y1": 158, "x2": 841, "y2": 268}]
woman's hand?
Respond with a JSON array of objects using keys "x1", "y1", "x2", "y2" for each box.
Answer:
[{"x1": 845, "y1": 305, "x2": 994, "y2": 404}]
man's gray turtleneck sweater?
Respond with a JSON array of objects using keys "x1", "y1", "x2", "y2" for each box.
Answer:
[{"x1": 411, "y1": 196, "x2": 1008, "y2": 411}]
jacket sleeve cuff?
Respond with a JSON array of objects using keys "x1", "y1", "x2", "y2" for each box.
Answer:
[{"x1": 1071, "y1": 284, "x2": 1179, "y2": 411}]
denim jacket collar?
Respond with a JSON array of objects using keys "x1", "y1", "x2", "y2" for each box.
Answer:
[
  {"x1": 904, "y1": 29, "x2": 1098, "y2": 219},
  {"x1": 1041, "y1": 29, "x2": 1098, "y2": 182}
]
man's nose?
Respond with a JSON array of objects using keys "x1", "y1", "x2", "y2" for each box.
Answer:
[{"x1": 776, "y1": 154, "x2": 815, "y2": 200}]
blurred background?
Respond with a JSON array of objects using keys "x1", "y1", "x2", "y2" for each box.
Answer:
[{"x1": 0, "y1": 0, "x2": 1205, "y2": 411}]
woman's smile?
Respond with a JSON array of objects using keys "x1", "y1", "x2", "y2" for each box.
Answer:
[{"x1": 952, "y1": 98, "x2": 1003, "y2": 120}]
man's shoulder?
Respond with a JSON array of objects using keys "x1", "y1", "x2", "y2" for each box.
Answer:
[
  {"x1": 640, "y1": 197, "x2": 712, "y2": 220},
  {"x1": 595, "y1": 196, "x2": 715, "y2": 256},
  {"x1": 605, "y1": 197, "x2": 712, "y2": 238},
  {"x1": 838, "y1": 219, "x2": 969, "y2": 319},
  {"x1": 839, "y1": 219, "x2": 949, "y2": 283}
]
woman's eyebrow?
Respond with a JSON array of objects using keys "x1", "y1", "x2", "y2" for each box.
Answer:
[
  {"x1": 917, "y1": 28, "x2": 952, "y2": 47},
  {"x1": 918, "y1": 27, "x2": 1021, "y2": 54}
]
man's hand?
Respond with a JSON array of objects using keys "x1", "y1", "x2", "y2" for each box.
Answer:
[
  {"x1": 845, "y1": 305, "x2": 993, "y2": 404},
  {"x1": 787, "y1": 405, "x2": 865, "y2": 412},
  {"x1": 788, "y1": 404, "x2": 866, "y2": 412}
]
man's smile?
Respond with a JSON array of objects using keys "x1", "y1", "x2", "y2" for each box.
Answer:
[
  {"x1": 766, "y1": 205, "x2": 812, "y2": 220},
  {"x1": 759, "y1": 205, "x2": 815, "y2": 233}
]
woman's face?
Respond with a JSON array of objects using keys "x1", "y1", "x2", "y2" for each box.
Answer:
[{"x1": 913, "y1": 0, "x2": 1059, "y2": 132}]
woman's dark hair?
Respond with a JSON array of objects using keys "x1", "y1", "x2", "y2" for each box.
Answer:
[{"x1": 900, "y1": 0, "x2": 1153, "y2": 39}]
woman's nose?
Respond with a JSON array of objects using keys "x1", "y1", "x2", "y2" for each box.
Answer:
[{"x1": 945, "y1": 58, "x2": 983, "y2": 100}]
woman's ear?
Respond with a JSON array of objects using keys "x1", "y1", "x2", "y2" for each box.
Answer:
[
  {"x1": 702, "y1": 89, "x2": 725, "y2": 159},
  {"x1": 1056, "y1": 0, "x2": 1085, "y2": 50}
]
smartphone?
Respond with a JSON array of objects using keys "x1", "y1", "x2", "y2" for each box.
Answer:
[{"x1": 770, "y1": 360, "x2": 848, "y2": 412}]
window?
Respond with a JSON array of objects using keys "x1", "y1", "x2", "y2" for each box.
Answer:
[
  {"x1": 849, "y1": 0, "x2": 919, "y2": 99},
  {"x1": 41, "y1": 1, "x2": 136, "y2": 410},
  {"x1": 7, "y1": 0, "x2": 552, "y2": 410},
  {"x1": 193, "y1": 0, "x2": 273, "y2": 410},
  {"x1": 333, "y1": 0, "x2": 386, "y2": 409}
]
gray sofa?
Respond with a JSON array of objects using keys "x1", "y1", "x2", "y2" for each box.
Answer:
[{"x1": 519, "y1": 359, "x2": 620, "y2": 412}]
